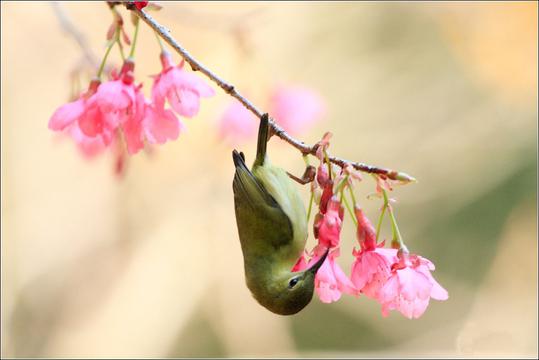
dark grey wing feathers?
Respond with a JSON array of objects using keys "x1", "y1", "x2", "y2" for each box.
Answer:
[{"x1": 232, "y1": 150, "x2": 293, "y2": 250}]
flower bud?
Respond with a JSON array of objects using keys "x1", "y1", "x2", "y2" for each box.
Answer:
[
  {"x1": 319, "y1": 181, "x2": 333, "y2": 214},
  {"x1": 316, "y1": 163, "x2": 329, "y2": 187},
  {"x1": 354, "y1": 205, "x2": 377, "y2": 251}
]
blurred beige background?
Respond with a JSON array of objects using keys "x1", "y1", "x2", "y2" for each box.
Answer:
[{"x1": 1, "y1": 1, "x2": 537, "y2": 358}]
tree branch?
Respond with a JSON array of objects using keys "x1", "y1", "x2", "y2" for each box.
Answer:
[
  {"x1": 51, "y1": 2, "x2": 99, "y2": 67},
  {"x1": 125, "y1": 3, "x2": 416, "y2": 183}
]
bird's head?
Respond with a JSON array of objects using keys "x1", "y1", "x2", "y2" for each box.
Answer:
[{"x1": 250, "y1": 249, "x2": 329, "y2": 316}]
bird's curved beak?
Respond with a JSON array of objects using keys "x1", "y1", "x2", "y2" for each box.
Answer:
[{"x1": 306, "y1": 248, "x2": 330, "y2": 275}]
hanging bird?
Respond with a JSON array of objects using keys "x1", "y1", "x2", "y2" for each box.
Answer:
[{"x1": 232, "y1": 113, "x2": 328, "y2": 315}]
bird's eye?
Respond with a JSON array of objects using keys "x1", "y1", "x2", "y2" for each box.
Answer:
[{"x1": 288, "y1": 277, "x2": 300, "y2": 289}]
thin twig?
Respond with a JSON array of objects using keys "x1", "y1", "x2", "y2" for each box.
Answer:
[
  {"x1": 51, "y1": 2, "x2": 98, "y2": 67},
  {"x1": 124, "y1": 3, "x2": 416, "y2": 183}
]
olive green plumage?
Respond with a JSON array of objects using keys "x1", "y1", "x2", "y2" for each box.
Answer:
[{"x1": 232, "y1": 114, "x2": 327, "y2": 315}]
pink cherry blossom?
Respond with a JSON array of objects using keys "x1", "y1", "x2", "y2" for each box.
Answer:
[
  {"x1": 350, "y1": 206, "x2": 398, "y2": 299},
  {"x1": 69, "y1": 121, "x2": 106, "y2": 158},
  {"x1": 121, "y1": 88, "x2": 146, "y2": 155},
  {"x1": 315, "y1": 132, "x2": 332, "y2": 160},
  {"x1": 292, "y1": 248, "x2": 356, "y2": 303},
  {"x1": 318, "y1": 182, "x2": 334, "y2": 214},
  {"x1": 217, "y1": 99, "x2": 258, "y2": 145},
  {"x1": 293, "y1": 192, "x2": 355, "y2": 304},
  {"x1": 93, "y1": 61, "x2": 137, "y2": 126},
  {"x1": 93, "y1": 77, "x2": 135, "y2": 117},
  {"x1": 308, "y1": 193, "x2": 353, "y2": 304},
  {"x1": 143, "y1": 104, "x2": 184, "y2": 145},
  {"x1": 355, "y1": 206, "x2": 378, "y2": 250},
  {"x1": 49, "y1": 57, "x2": 190, "y2": 164},
  {"x1": 351, "y1": 246, "x2": 397, "y2": 300},
  {"x1": 269, "y1": 85, "x2": 326, "y2": 136},
  {"x1": 316, "y1": 163, "x2": 330, "y2": 188},
  {"x1": 152, "y1": 52, "x2": 215, "y2": 118},
  {"x1": 49, "y1": 79, "x2": 99, "y2": 132},
  {"x1": 49, "y1": 79, "x2": 112, "y2": 152},
  {"x1": 379, "y1": 252, "x2": 449, "y2": 319},
  {"x1": 316, "y1": 196, "x2": 344, "y2": 249},
  {"x1": 76, "y1": 62, "x2": 140, "y2": 146},
  {"x1": 311, "y1": 249, "x2": 356, "y2": 303},
  {"x1": 122, "y1": 86, "x2": 185, "y2": 155},
  {"x1": 77, "y1": 95, "x2": 115, "y2": 145}
]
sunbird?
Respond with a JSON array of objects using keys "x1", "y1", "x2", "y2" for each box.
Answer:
[{"x1": 232, "y1": 114, "x2": 328, "y2": 315}]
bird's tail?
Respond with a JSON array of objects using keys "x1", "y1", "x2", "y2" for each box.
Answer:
[
  {"x1": 232, "y1": 148, "x2": 277, "y2": 210},
  {"x1": 232, "y1": 150, "x2": 247, "y2": 170},
  {"x1": 254, "y1": 114, "x2": 270, "y2": 167}
]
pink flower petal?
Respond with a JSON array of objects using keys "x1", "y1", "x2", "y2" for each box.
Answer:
[
  {"x1": 94, "y1": 80, "x2": 133, "y2": 113},
  {"x1": 379, "y1": 272, "x2": 399, "y2": 304},
  {"x1": 143, "y1": 106, "x2": 183, "y2": 144},
  {"x1": 316, "y1": 163, "x2": 330, "y2": 188},
  {"x1": 317, "y1": 281, "x2": 342, "y2": 303},
  {"x1": 151, "y1": 74, "x2": 167, "y2": 110},
  {"x1": 123, "y1": 118, "x2": 144, "y2": 155},
  {"x1": 416, "y1": 263, "x2": 449, "y2": 301},
  {"x1": 376, "y1": 247, "x2": 399, "y2": 261},
  {"x1": 49, "y1": 98, "x2": 85, "y2": 131},
  {"x1": 309, "y1": 251, "x2": 354, "y2": 303},
  {"x1": 411, "y1": 298, "x2": 430, "y2": 319},
  {"x1": 381, "y1": 302, "x2": 393, "y2": 317},
  {"x1": 350, "y1": 256, "x2": 368, "y2": 291},
  {"x1": 318, "y1": 197, "x2": 343, "y2": 248},
  {"x1": 315, "y1": 256, "x2": 341, "y2": 303},
  {"x1": 269, "y1": 85, "x2": 326, "y2": 136},
  {"x1": 397, "y1": 267, "x2": 432, "y2": 301},
  {"x1": 354, "y1": 207, "x2": 378, "y2": 250},
  {"x1": 351, "y1": 249, "x2": 394, "y2": 300},
  {"x1": 331, "y1": 258, "x2": 356, "y2": 295},
  {"x1": 69, "y1": 122, "x2": 105, "y2": 157},
  {"x1": 171, "y1": 68, "x2": 215, "y2": 98},
  {"x1": 151, "y1": 62, "x2": 214, "y2": 118},
  {"x1": 78, "y1": 101, "x2": 105, "y2": 138},
  {"x1": 122, "y1": 90, "x2": 147, "y2": 155},
  {"x1": 167, "y1": 87, "x2": 200, "y2": 118},
  {"x1": 378, "y1": 252, "x2": 448, "y2": 319},
  {"x1": 430, "y1": 281, "x2": 449, "y2": 301},
  {"x1": 217, "y1": 100, "x2": 258, "y2": 145},
  {"x1": 291, "y1": 253, "x2": 308, "y2": 272}
]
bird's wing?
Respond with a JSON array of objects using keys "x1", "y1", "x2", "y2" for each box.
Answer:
[{"x1": 232, "y1": 150, "x2": 293, "y2": 251}]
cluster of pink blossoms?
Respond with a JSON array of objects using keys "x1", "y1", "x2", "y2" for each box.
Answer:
[
  {"x1": 49, "y1": 1, "x2": 326, "y2": 169},
  {"x1": 293, "y1": 136, "x2": 448, "y2": 319},
  {"x1": 351, "y1": 207, "x2": 448, "y2": 318},
  {"x1": 49, "y1": 52, "x2": 214, "y2": 160}
]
